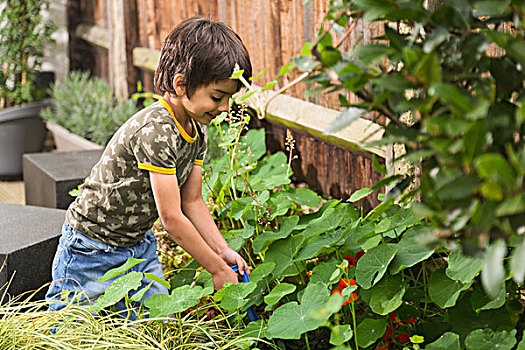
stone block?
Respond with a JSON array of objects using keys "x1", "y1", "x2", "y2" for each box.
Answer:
[
  {"x1": 0, "y1": 203, "x2": 65, "y2": 302},
  {"x1": 23, "y1": 150, "x2": 103, "y2": 209}
]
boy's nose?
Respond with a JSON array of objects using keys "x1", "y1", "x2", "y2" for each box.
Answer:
[{"x1": 218, "y1": 100, "x2": 229, "y2": 113}]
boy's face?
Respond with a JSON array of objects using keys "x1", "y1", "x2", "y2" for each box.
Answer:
[{"x1": 181, "y1": 79, "x2": 237, "y2": 125}]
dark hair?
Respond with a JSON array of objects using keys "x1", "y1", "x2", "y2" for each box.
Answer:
[{"x1": 154, "y1": 17, "x2": 252, "y2": 97}]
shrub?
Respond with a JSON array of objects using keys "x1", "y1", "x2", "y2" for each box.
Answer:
[{"x1": 41, "y1": 71, "x2": 139, "y2": 146}]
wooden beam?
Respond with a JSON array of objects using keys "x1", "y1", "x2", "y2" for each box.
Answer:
[
  {"x1": 74, "y1": 23, "x2": 110, "y2": 49},
  {"x1": 132, "y1": 47, "x2": 160, "y2": 71}
]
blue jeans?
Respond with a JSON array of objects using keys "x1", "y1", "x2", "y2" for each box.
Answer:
[{"x1": 46, "y1": 224, "x2": 169, "y2": 318}]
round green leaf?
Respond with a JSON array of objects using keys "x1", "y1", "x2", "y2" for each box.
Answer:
[
  {"x1": 264, "y1": 283, "x2": 296, "y2": 306},
  {"x1": 389, "y1": 226, "x2": 435, "y2": 274},
  {"x1": 356, "y1": 318, "x2": 387, "y2": 348},
  {"x1": 368, "y1": 275, "x2": 406, "y2": 315},
  {"x1": 355, "y1": 244, "x2": 398, "y2": 289},
  {"x1": 145, "y1": 285, "x2": 204, "y2": 318},
  {"x1": 465, "y1": 329, "x2": 516, "y2": 350},
  {"x1": 92, "y1": 271, "x2": 143, "y2": 312},
  {"x1": 98, "y1": 257, "x2": 146, "y2": 283},
  {"x1": 220, "y1": 281, "x2": 257, "y2": 311},
  {"x1": 252, "y1": 216, "x2": 299, "y2": 253},
  {"x1": 266, "y1": 283, "x2": 329, "y2": 339},
  {"x1": 470, "y1": 283, "x2": 506, "y2": 312},
  {"x1": 249, "y1": 262, "x2": 276, "y2": 283},
  {"x1": 446, "y1": 250, "x2": 482, "y2": 284},
  {"x1": 429, "y1": 269, "x2": 472, "y2": 308},
  {"x1": 264, "y1": 235, "x2": 306, "y2": 279},
  {"x1": 284, "y1": 187, "x2": 322, "y2": 207},
  {"x1": 330, "y1": 324, "x2": 353, "y2": 346},
  {"x1": 426, "y1": 332, "x2": 461, "y2": 350}
]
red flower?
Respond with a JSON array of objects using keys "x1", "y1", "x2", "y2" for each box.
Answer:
[
  {"x1": 396, "y1": 332, "x2": 410, "y2": 343},
  {"x1": 406, "y1": 317, "x2": 418, "y2": 324},
  {"x1": 338, "y1": 278, "x2": 357, "y2": 289},
  {"x1": 331, "y1": 287, "x2": 358, "y2": 305},
  {"x1": 344, "y1": 251, "x2": 365, "y2": 268}
]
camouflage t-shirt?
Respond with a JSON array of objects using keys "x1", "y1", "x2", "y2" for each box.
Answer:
[{"x1": 66, "y1": 99, "x2": 207, "y2": 247}]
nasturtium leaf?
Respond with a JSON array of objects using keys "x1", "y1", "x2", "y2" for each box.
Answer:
[
  {"x1": 266, "y1": 282, "x2": 329, "y2": 339},
  {"x1": 517, "y1": 332, "x2": 525, "y2": 350},
  {"x1": 295, "y1": 227, "x2": 346, "y2": 260},
  {"x1": 143, "y1": 273, "x2": 170, "y2": 290},
  {"x1": 249, "y1": 262, "x2": 275, "y2": 283},
  {"x1": 481, "y1": 240, "x2": 506, "y2": 299},
  {"x1": 355, "y1": 244, "x2": 398, "y2": 289},
  {"x1": 348, "y1": 187, "x2": 373, "y2": 203},
  {"x1": 99, "y1": 258, "x2": 146, "y2": 283},
  {"x1": 429, "y1": 269, "x2": 472, "y2": 308},
  {"x1": 238, "y1": 128, "x2": 266, "y2": 163},
  {"x1": 300, "y1": 205, "x2": 348, "y2": 240},
  {"x1": 389, "y1": 225, "x2": 435, "y2": 274},
  {"x1": 194, "y1": 271, "x2": 214, "y2": 295},
  {"x1": 130, "y1": 282, "x2": 151, "y2": 303},
  {"x1": 446, "y1": 250, "x2": 482, "y2": 284},
  {"x1": 361, "y1": 235, "x2": 382, "y2": 250},
  {"x1": 356, "y1": 318, "x2": 388, "y2": 348},
  {"x1": 330, "y1": 324, "x2": 353, "y2": 346},
  {"x1": 310, "y1": 260, "x2": 339, "y2": 286},
  {"x1": 426, "y1": 332, "x2": 461, "y2": 350},
  {"x1": 267, "y1": 192, "x2": 293, "y2": 219},
  {"x1": 252, "y1": 215, "x2": 299, "y2": 254},
  {"x1": 465, "y1": 329, "x2": 516, "y2": 350},
  {"x1": 264, "y1": 283, "x2": 296, "y2": 306},
  {"x1": 230, "y1": 197, "x2": 254, "y2": 220},
  {"x1": 368, "y1": 275, "x2": 406, "y2": 315},
  {"x1": 242, "y1": 221, "x2": 255, "y2": 239},
  {"x1": 511, "y1": 237, "x2": 525, "y2": 284},
  {"x1": 170, "y1": 260, "x2": 199, "y2": 289},
  {"x1": 145, "y1": 285, "x2": 204, "y2": 318},
  {"x1": 470, "y1": 283, "x2": 506, "y2": 312},
  {"x1": 239, "y1": 319, "x2": 267, "y2": 345},
  {"x1": 92, "y1": 271, "x2": 143, "y2": 312},
  {"x1": 284, "y1": 187, "x2": 322, "y2": 207},
  {"x1": 220, "y1": 282, "x2": 257, "y2": 311}
]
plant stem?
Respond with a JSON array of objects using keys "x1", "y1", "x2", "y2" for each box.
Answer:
[
  {"x1": 351, "y1": 301, "x2": 359, "y2": 350},
  {"x1": 305, "y1": 332, "x2": 311, "y2": 350}
]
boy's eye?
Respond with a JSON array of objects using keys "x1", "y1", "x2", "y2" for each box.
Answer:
[{"x1": 211, "y1": 96, "x2": 222, "y2": 102}]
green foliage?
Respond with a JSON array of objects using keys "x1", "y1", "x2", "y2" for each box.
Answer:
[
  {"x1": 0, "y1": 0, "x2": 56, "y2": 107},
  {"x1": 40, "y1": 71, "x2": 139, "y2": 145}
]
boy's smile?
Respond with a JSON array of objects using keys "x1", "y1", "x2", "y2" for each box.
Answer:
[{"x1": 164, "y1": 76, "x2": 238, "y2": 131}]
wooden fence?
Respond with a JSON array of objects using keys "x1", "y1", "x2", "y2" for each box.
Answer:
[{"x1": 66, "y1": 0, "x2": 387, "y2": 206}]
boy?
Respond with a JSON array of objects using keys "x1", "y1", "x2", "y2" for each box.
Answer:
[{"x1": 46, "y1": 16, "x2": 252, "y2": 314}]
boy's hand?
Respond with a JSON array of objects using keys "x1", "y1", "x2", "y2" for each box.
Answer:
[
  {"x1": 220, "y1": 248, "x2": 249, "y2": 276},
  {"x1": 212, "y1": 266, "x2": 240, "y2": 290}
]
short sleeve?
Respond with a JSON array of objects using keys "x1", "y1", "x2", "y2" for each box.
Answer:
[
  {"x1": 130, "y1": 122, "x2": 178, "y2": 175},
  {"x1": 194, "y1": 125, "x2": 207, "y2": 166}
]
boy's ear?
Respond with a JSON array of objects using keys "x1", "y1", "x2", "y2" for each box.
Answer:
[{"x1": 172, "y1": 74, "x2": 186, "y2": 96}]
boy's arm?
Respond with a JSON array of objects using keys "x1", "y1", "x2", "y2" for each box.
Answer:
[
  {"x1": 149, "y1": 171, "x2": 238, "y2": 290},
  {"x1": 180, "y1": 165, "x2": 249, "y2": 275}
]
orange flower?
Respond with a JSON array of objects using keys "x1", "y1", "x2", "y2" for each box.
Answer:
[{"x1": 331, "y1": 287, "x2": 358, "y2": 305}]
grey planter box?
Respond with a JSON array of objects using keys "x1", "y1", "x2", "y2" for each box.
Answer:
[
  {"x1": 0, "y1": 203, "x2": 65, "y2": 303},
  {"x1": 0, "y1": 99, "x2": 51, "y2": 180},
  {"x1": 46, "y1": 121, "x2": 104, "y2": 152},
  {"x1": 23, "y1": 150, "x2": 103, "y2": 210}
]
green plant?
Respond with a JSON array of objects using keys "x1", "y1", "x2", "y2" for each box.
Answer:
[
  {"x1": 0, "y1": 0, "x2": 55, "y2": 108},
  {"x1": 40, "y1": 71, "x2": 139, "y2": 146}
]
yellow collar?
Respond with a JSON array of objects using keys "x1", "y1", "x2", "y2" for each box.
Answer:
[{"x1": 159, "y1": 98, "x2": 197, "y2": 143}]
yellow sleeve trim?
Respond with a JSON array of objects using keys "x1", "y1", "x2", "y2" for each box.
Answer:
[
  {"x1": 138, "y1": 163, "x2": 176, "y2": 175},
  {"x1": 159, "y1": 98, "x2": 198, "y2": 143},
  {"x1": 194, "y1": 159, "x2": 204, "y2": 166}
]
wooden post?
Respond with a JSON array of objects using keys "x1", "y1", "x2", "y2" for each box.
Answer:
[
  {"x1": 108, "y1": 0, "x2": 127, "y2": 100},
  {"x1": 122, "y1": 0, "x2": 140, "y2": 96}
]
